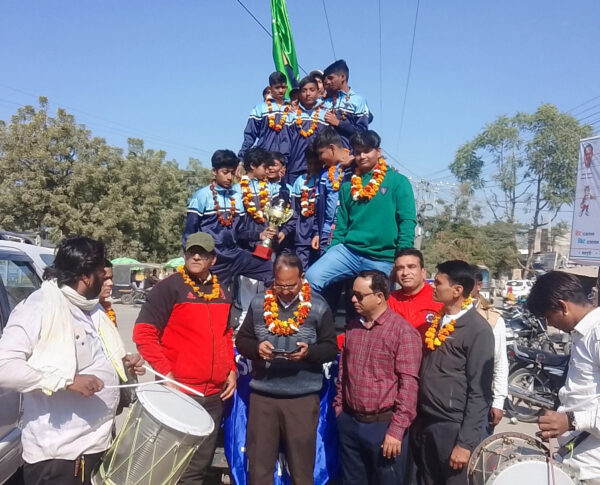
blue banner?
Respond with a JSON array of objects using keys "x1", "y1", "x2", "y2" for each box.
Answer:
[{"x1": 224, "y1": 355, "x2": 341, "y2": 484}]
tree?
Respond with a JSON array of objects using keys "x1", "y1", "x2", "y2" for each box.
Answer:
[{"x1": 450, "y1": 104, "x2": 593, "y2": 276}]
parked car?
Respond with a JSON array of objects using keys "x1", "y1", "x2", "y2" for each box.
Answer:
[
  {"x1": 0, "y1": 241, "x2": 55, "y2": 280},
  {"x1": 0, "y1": 246, "x2": 42, "y2": 483},
  {"x1": 501, "y1": 279, "x2": 533, "y2": 299}
]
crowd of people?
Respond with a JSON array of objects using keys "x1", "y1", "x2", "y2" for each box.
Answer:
[{"x1": 0, "y1": 58, "x2": 597, "y2": 485}]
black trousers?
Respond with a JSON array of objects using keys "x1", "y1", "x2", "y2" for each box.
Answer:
[
  {"x1": 337, "y1": 411, "x2": 410, "y2": 485},
  {"x1": 246, "y1": 392, "x2": 320, "y2": 485},
  {"x1": 411, "y1": 418, "x2": 467, "y2": 485},
  {"x1": 178, "y1": 393, "x2": 223, "y2": 485},
  {"x1": 23, "y1": 451, "x2": 104, "y2": 485}
]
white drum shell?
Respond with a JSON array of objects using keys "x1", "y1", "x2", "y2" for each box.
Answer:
[{"x1": 488, "y1": 455, "x2": 578, "y2": 485}]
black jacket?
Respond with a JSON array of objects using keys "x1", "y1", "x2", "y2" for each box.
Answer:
[{"x1": 417, "y1": 307, "x2": 494, "y2": 451}]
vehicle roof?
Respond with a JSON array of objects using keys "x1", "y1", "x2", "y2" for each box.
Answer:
[
  {"x1": 0, "y1": 240, "x2": 55, "y2": 256},
  {"x1": 0, "y1": 246, "x2": 34, "y2": 262}
]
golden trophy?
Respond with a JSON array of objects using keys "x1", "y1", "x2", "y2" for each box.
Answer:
[{"x1": 253, "y1": 198, "x2": 293, "y2": 260}]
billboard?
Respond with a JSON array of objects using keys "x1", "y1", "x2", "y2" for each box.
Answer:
[{"x1": 570, "y1": 136, "x2": 600, "y2": 264}]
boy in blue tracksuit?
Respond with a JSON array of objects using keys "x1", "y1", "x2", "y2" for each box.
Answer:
[
  {"x1": 266, "y1": 151, "x2": 295, "y2": 252},
  {"x1": 239, "y1": 72, "x2": 291, "y2": 161},
  {"x1": 313, "y1": 127, "x2": 355, "y2": 250},
  {"x1": 284, "y1": 76, "x2": 328, "y2": 186},
  {"x1": 290, "y1": 143, "x2": 324, "y2": 270},
  {"x1": 182, "y1": 149, "x2": 272, "y2": 286},
  {"x1": 322, "y1": 59, "x2": 371, "y2": 148}
]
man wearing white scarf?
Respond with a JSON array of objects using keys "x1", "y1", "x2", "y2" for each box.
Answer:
[{"x1": 0, "y1": 236, "x2": 144, "y2": 485}]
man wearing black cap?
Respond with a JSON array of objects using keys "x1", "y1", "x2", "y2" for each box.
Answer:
[{"x1": 134, "y1": 232, "x2": 237, "y2": 484}]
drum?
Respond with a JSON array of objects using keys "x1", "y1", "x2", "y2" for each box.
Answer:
[
  {"x1": 92, "y1": 383, "x2": 214, "y2": 485},
  {"x1": 468, "y1": 432, "x2": 579, "y2": 485}
]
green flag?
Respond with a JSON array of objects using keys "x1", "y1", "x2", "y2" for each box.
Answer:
[{"x1": 271, "y1": 0, "x2": 299, "y2": 93}]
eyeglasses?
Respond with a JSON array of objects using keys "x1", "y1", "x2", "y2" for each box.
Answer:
[
  {"x1": 352, "y1": 291, "x2": 375, "y2": 302},
  {"x1": 185, "y1": 252, "x2": 212, "y2": 261},
  {"x1": 272, "y1": 282, "x2": 300, "y2": 291}
]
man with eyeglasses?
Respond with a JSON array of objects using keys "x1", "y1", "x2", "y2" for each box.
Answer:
[
  {"x1": 333, "y1": 270, "x2": 422, "y2": 485},
  {"x1": 236, "y1": 254, "x2": 338, "y2": 485},
  {"x1": 134, "y1": 232, "x2": 237, "y2": 484}
]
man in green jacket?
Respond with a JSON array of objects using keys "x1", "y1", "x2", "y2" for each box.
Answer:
[{"x1": 306, "y1": 130, "x2": 417, "y2": 294}]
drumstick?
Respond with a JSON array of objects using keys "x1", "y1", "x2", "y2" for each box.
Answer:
[
  {"x1": 142, "y1": 364, "x2": 205, "y2": 397},
  {"x1": 104, "y1": 379, "x2": 168, "y2": 389}
]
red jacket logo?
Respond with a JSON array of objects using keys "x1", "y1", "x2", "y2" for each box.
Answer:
[{"x1": 187, "y1": 291, "x2": 196, "y2": 300}]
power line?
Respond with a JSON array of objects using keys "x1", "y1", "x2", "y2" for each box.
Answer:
[
  {"x1": 395, "y1": 0, "x2": 420, "y2": 152},
  {"x1": 378, "y1": 0, "x2": 383, "y2": 126},
  {"x1": 571, "y1": 102, "x2": 600, "y2": 118},
  {"x1": 321, "y1": 0, "x2": 337, "y2": 60},
  {"x1": 234, "y1": 0, "x2": 308, "y2": 75},
  {"x1": 567, "y1": 94, "x2": 600, "y2": 114}
]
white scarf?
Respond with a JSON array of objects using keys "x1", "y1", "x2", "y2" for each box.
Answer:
[{"x1": 28, "y1": 280, "x2": 127, "y2": 395}]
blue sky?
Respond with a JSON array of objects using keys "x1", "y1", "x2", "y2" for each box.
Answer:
[{"x1": 1, "y1": 0, "x2": 599, "y2": 212}]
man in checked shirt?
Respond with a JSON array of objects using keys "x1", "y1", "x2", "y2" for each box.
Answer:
[{"x1": 333, "y1": 270, "x2": 422, "y2": 484}]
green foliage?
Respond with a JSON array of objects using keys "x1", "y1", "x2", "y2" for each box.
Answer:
[
  {"x1": 0, "y1": 100, "x2": 213, "y2": 261},
  {"x1": 421, "y1": 185, "x2": 521, "y2": 278}
]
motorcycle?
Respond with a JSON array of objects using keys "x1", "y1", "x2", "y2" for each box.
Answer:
[
  {"x1": 505, "y1": 342, "x2": 569, "y2": 423},
  {"x1": 120, "y1": 287, "x2": 147, "y2": 305}
]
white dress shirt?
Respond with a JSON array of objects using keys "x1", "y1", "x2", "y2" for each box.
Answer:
[
  {"x1": 0, "y1": 289, "x2": 119, "y2": 463},
  {"x1": 557, "y1": 307, "x2": 600, "y2": 480}
]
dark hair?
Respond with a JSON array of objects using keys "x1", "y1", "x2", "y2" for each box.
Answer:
[
  {"x1": 305, "y1": 142, "x2": 318, "y2": 164},
  {"x1": 262, "y1": 86, "x2": 270, "y2": 98},
  {"x1": 350, "y1": 130, "x2": 381, "y2": 151},
  {"x1": 273, "y1": 254, "x2": 304, "y2": 275},
  {"x1": 43, "y1": 237, "x2": 106, "y2": 287},
  {"x1": 309, "y1": 70, "x2": 324, "y2": 82},
  {"x1": 270, "y1": 151, "x2": 287, "y2": 166},
  {"x1": 324, "y1": 59, "x2": 350, "y2": 81},
  {"x1": 269, "y1": 71, "x2": 287, "y2": 86},
  {"x1": 527, "y1": 271, "x2": 591, "y2": 316},
  {"x1": 313, "y1": 126, "x2": 344, "y2": 150},
  {"x1": 357, "y1": 269, "x2": 390, "y2": 299},
  {"x1": 104, "y1": 258, "x2": 113, "y2": 268},
  {"x1": 243, "y1": 147, "x2": 272, "y2": 172},
  {"x1": 395, "y1": 248, "x2": 424, "y2": 268},
  {"x1": 211, "y1": 149, "x2": 239, "y2": 170},
  {"x1": 299, "y1": 76, "x2": 318, "y2": 90},
  {"x1": 584, "y1": 143, "x2": 593, "y2": 153},
  {"x1": 289, "y1": 88, "x2": 300, "y2": 102},
  {"x1": 436, "y1": 260, "x2": 474, "y2": 297},
  {"x1": 471, "y1": 265, "x2": 483, "y2": 283}
]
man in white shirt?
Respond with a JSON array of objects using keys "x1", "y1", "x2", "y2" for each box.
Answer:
[
  {"x1": 0, "y1": 237, "x2": 144, "y2": 485},
  {"x1": 471, "y1": 266, "x2": 508, "y2": 436},
  {"x1": 528, "y1": 270, "x2": 600, "y2": 484}
]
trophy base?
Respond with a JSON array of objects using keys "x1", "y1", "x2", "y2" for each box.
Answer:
[{"x1": 253, "y1": 245, "x2": 273, "y2": 260}]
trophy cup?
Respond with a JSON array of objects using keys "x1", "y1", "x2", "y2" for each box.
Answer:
[{"x1": 253, "y1": 197, "x2": 293, "y2": 260}]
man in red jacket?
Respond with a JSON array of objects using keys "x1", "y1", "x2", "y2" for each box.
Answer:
[
  {"x1": 133, "y1": 232, "x2": 236, "y2": 484},
  {"x1": 387, "y1": 248, "x2": 442, "y2": 338}
]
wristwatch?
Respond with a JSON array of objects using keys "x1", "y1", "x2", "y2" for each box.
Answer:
[{"x1": 566, "y1": 411, "x2": 577, "y2": 431}]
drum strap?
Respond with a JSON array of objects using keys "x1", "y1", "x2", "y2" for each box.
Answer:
[{"x1": 556, "y1": 431, "x2": 591, "y2": 458}]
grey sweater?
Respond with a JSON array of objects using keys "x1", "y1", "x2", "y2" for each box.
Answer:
[{"x1": 235, "y1": 292, "x2": 338, "y2": 396}]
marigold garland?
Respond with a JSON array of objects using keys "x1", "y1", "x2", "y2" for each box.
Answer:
[
  {"x1": 300, "y1": 174, "x2": 317, "y2": 217},
  {"x1": 104, "y1": 305, "x2": 117, "y2": 326},
  {"x1": 266, "y1": 99, "x2": 290, "y2": 132},
  {"x1": 177, "y1": 266, "x2": 221, "y2": 301},
  {"x1": 263, "y1": 280, "x2": 312, "y2": 336},
  {"x1": 424, "y1": 296, "x2": 473, "y2": 351},
  {"x1": 328, "y1": 164, "x2": 344, "y2": 192},
  {"x1": 297, "y1": 105, "x2": 321, "y2": 138},
  {"x1": 350, "y1": 157, "x2": 388, "y2": 201},
  {"x1": 210, "y1": 181, "x2": 236, "y2": 227},
  {"x1": 240, "y1": 176, "x2": 269, "y2": 223}
]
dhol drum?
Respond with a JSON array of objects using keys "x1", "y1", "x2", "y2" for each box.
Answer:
[
  {"x1": 92, "y1": 383, "x2": 214, "y2": 485},
  {"x1": 468, "y1": 432, "x2": 580, "y2": 485}
]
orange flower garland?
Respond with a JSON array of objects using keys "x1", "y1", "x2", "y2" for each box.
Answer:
[
  {"x1": 297, "y1": 105, "x2": 321, "y2": 138},
  {"x1": 266, "y1": 99, "x2": 290, "y2": 132},
  {"x1": 104, "y1": 306, "x2": 117, "y2": 326},
  {"x1": 424, "y1": 296, "x2": 473, "y2": 351},
  {"x1": 264, "y1": 280, "x2": 312, "y2": 336},
  {"x1": 350, "y1": 157, "x2": 388, "y2": 201},
  {"x1": 240, "y1": 176, "x2": 269, "y2": 223},
  {"x1": 210, "y1": 181, "x2": 236, "y2": 227},
  {"x1": 300, "y1": 174, "x2": 317, "y2": 217},
  {"x1": 328, "y1": 164, "x2": 344, "y2": 192},
  {"x1": 177, "y1": 266, "x2": 221, "y2": 301}
]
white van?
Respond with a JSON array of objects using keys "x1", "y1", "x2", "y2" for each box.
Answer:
[{"x1": 0, "y1": 241, "x2": 55, "y2": 279}]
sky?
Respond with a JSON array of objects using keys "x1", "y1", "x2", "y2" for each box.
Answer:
[{"x1": 1, "y1": 0, "x2": 600, "y2": 221}]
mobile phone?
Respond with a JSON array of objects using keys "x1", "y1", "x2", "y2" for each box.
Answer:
[{"x1": 271, "y1": 347, "x2": 301, "y2": 355}]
